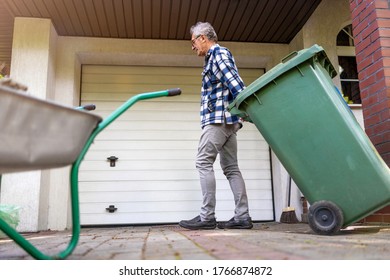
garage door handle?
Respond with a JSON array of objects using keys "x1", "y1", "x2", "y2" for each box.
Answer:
[
  {"x1": 106, "y1": 205, "x2": 117, "y2": 213},
  {"x1": 107, "y1": 156, "x2": 118, "y2": 167},
  {"x1": 167, "y1": 88, "x2": 181, "y2": 96}
]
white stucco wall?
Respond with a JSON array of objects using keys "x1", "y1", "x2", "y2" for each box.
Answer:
[
  {"x1": 301, "y1": 0, "x2": 353, "y2": 87},
  {"x1": 1, "y1": 18, "x2": 58, "y2": 232}
]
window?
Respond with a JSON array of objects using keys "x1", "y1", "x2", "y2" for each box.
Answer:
[
  {"x1": 337, "y1": 25, "x2": 355, "y2": 46},
  {"x1": 337, "y1": 25, "x2": 361, "y2": 104}
]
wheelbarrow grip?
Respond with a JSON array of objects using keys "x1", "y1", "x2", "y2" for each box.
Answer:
[
  {"x1": 167, "y1": 88, "x2": 181, "y2": 96},
  {"x1": 80, "y1": 104, "x2": 96, "y2": 111}
]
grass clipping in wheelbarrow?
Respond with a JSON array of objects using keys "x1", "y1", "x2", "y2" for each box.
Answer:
[
  {"x1": 0, "y1": 205, "x2": 20, "y2": 238},
  {"x1": 0, "y1": 77, "x2": 28, "y2": 91}
]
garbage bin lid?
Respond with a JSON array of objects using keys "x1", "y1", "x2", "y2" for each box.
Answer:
[{"x1": 232, "y1": 44, "x2": 336, "y2": 111}]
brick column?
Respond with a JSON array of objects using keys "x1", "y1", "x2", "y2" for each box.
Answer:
[{"x1": 350, "y1": 0, "x2": 390, "y2": 166}]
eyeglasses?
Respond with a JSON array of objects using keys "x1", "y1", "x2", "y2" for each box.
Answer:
[{"x1": 191, "y1": 35, "x2": 202, "y2": 46}]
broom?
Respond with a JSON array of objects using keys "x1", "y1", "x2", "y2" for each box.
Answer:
[{"x1": 280, "y1": 174, "x2": 299, "y2": 223}]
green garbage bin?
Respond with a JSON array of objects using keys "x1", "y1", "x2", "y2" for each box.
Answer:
[{"x1": 229, "y1": 44, "x2": 390, "y2": 235}]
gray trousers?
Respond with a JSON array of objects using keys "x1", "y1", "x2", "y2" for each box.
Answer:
[{"x1": 196, "y1": 122, "x2": 250, "y2": 221}]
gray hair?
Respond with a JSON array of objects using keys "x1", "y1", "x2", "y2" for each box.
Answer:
[{"x1": 190, "y1": 22, "x2": 218, "y2": 42}]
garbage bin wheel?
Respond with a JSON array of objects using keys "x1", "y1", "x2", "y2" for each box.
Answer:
[{"x1": 308, "y1": 200, "x2": 344, "y2": 235}]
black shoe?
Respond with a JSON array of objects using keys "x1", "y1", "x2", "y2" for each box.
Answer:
[
  {"x1": 217, "y1": 217, "x2": 253, "y2": 229},
  {"x1": 179, "y1": 215, "x2": 216, "y2": 230}
]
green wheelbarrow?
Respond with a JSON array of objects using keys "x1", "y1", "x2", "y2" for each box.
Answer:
[{"x1": 0, "y1": 83, "x2": 181, "y2": 259}]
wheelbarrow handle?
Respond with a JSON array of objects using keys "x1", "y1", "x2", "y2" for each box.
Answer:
[
  {"x1": 80, "y1": 104, "x2": 96, "y2": 111},
  {"x1": 167, "y1": 88, "x2": 181, "y2": 96},
  {"x1": 75, "y1": 104, "x2": 96, "y2": 111}
]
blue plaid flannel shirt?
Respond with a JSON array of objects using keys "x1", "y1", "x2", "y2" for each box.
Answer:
[{"x1": 200, "y1": 44, "x2": 245, "y2": 128}]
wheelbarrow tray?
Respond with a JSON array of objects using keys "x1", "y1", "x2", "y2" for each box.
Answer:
[{"x1": 0, "y1": 85, "x2": 102, "y2": 173}]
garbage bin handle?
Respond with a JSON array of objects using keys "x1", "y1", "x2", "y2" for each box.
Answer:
[{"x1": 281, "y1": 51, "x2": 298, "y2": 63}]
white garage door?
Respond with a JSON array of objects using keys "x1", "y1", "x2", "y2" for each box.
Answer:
[{"x1": 79, "y1": 65, "x2": 273, "y2": 225}]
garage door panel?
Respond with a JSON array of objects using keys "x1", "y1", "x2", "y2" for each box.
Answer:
[
  {"x1": 83, "y1": 150, "x2": 195, "y2": 161},
  {"x1": 82, "y1": 73, "x2": 202, "y2": 85},
  {"x1": 91, "y1": 110, "x2": 200, "y2": 122},
  {"x1": 78, "y1": 180, "x2": 272, "y2": 200},
  {"x1": 80, "y1": 65, "x2": 272, "y2": 225},
  {"x1": 218, "y1": 169, "x2": 271, "y2": 180},
  {"x1": 238, "y1": 140, "x2": 269, "y2": 150},
  {"x1": 82, "y1": 93, "x2": 201, "y2": 103},
  {"x1": 103, "y1": 120, "x2": 200, "y2": 131},
  {"x1": 80, "y1": 195, "x2": 272, "y2": 213},
  {"x1": 245, "y1": 179, "x2": 272, "y2": 190},
  {"x1": 80, "y1": 190, "x2": 203, "y2": 203},
  {"x1": 89, "y1": 130, "x2": 268, "y2": 141},
  {"x1": 94, "y1": 130, "x2": 267, "y2": 141},
  {"x1": 80, "y1": 190, "x2": 272, "y2": 205},
  {"x1": 79, "y1": 169, "x2": 271, "y2": 181},
  {"x1": 80, "y1": 159, "x2": 196, "y2": 171},
  {"x1": 94, "y1": 130, "x2": 200, "y2": 140},
  {"x1": 80, "y1": 181, "x2": 202, "y2": 192},
  {"x1": 86, "y1": 140, "x2": 199, "y2": 150},
  {"x1": 88, "y1": 139, "x2": 267, "y2": 150},
  {"x1": 82, "y1": 65, "x2": 201, "y2": 78},
  {"x1": 79, "y1": 159, "x2": 270, "y2": 171},
  {"x1": 79, "y1": 170, "x2": 200, "y2": 181},
  {"x1": 82, "y1": 149, "x2": 270, "y2": 161},
  {"x1": 79, "y1": 179, "x2": 271, "y2": 192},
  {"x1": 81, "y1": 89, "x2": 200, "y2": 101},
  {"x1": 94, "y1": 101, "x2": 200, "y2": 110},
  {"x1": 93, "y1": 120, "x2": 264, "y2": 133},
  {"x1": 79, "y1": 191, "x2": 270, "y2": 209},
  {"x1": 82, "y1": 65, "x2": 203, "y2": 76},
  {"x1": 89, "y1": 101, "x2": 199, "y2": 112},
  {"x1": 92, "y1": 111, "x2": 199, "y2": 122},
  {"x1": 80, "y1": 201, "x2": 203, "y2": 214},
  {"x1": 239, "y1": 128, "x2": 268, "y2": 139},
  {"x1": 85, "y1": 139, "x2": 267, "y2": 151},
  {"x1": 79, "y1": 213, "x2": 192, "y2": 225},
  {"x1": 81, "y1": 85, "x2": 201, "y2": 98}
]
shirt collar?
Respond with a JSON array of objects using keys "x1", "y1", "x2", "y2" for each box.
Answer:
[{"x1": 204, "y1": 44, "x2": 219, "y2": 64}]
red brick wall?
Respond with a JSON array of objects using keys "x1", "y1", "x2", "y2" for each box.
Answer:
[
  {"x1": 359, "y1": 205, "x2": 390, "y2": 223},
  {"x1": 350, "y1": 0, "x2": 390, "y2": 223},
  {"x1": 350, "y1": 0, "x2": 390, "y2": 166}
]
